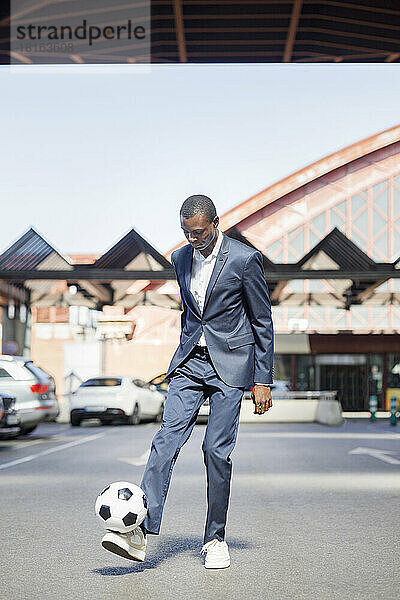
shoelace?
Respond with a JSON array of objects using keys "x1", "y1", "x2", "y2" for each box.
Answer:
[{"x1": 201, "y1": 539, "x2": 220, "y2": 555}]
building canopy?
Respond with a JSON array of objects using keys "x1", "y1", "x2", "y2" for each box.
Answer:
[
  {"x1": 0, "y1": 126, "x2": 400, "y2": 333},
  {"x1": 3, "y1": 1, "x2": 400, "y2": 65},
  {"x1": 0, "y1": 227, "x2": 176, "y2": 310}
]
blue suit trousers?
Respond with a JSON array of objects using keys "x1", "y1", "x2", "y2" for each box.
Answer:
[{"x1": 140, "y1": 351, "x2": 243, "y2": 544}]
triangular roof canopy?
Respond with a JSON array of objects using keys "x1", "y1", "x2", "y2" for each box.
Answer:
[
  {"x1": 94, "y1": 228, "x2": 170, "y2": 270},
  {"x1": 298, "y1": 228, "x2": 376, "y2": 272},
  {"x1": 0, "y1": 227, "x2": 71, "y2": 271},
  {"x1": 91, "y1": 228, "x2": 172, "y2": 305}
]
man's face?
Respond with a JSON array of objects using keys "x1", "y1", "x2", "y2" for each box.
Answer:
[{"x1": 180, "y1": 212, "x2": 219, "y2": 252}]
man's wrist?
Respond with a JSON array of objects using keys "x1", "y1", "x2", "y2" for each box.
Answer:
[{"x1": 254, "y1": 383, "x2": 272, "y2": 387}]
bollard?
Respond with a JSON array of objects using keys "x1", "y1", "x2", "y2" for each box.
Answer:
[
  {"x1": 369, "y1": 395, "x2": 377, "y2": 422},
  {"x1": 390, "y1": 397, "x2": 397, "y2": 426}
]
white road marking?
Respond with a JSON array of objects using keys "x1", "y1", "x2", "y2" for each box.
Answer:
[
  {"x1": 0, "y1": 439, "x2": 44, "y2": 450},
  {"x1": 239, "y1": 432, "x2": 400, "y2": 439},
  {"x1": 118, "y1": 449, "x2": 150, "y2": 466},
  {"x1": 0, "y1": 435, "x2": 79, "y2": 451},
  {"x1": 0, "y1": 432, "x2": 105, "y2": 470},
  {"x1": 349, "y1": 446, "x2": 400, "y2": 465}
]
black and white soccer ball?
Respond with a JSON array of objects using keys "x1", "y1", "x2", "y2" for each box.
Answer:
[{"x1": 95, "y1": 481, "x2": 148, "y2": 533}]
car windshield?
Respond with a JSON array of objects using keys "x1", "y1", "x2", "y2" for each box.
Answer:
[{"x1": 80, "y1": 378, "x2": 121, "y2": 387}]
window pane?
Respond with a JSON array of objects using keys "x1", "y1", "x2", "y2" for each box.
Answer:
[
  {"x1": 351, "y1": 194, "x2": 366, "y2": 214},
  {"x1": 296, "y1": 355, "x2": 315, "y2": 391},
  {"x1": 368, "y1": 354, "x2": 383, "y2": 408},
  {"x1": 330, "y1": 210, "x2": 345, "y2": 231},
  {"x1": 273, "y1": 354, "x2": 291, "y2": 383},
  {"x1": 288, "y1": 227, "x2": 304, "y2": 254},
  {"x1": 372, "y1": 232, "x2": 388, "y2": 259},
  {"x1": 335, "y1": 200, "x2": 347, "y2": 217},
  {"x1": 311, "y1": 213, "x2": 325, "y2": 232},
  {"x1": 0, "y1": 367, "x2": 12, "y2": 378},
  {"x1": 265, "y1": 239, "x2": 282, "y2": 262},
  {"x1": 372, "y1": 211, "x2": 386, "y2": 237},
  {"x1": 353, "y1": 210, "x2": 368, "y2": 236},
  {"x1": 393, "y1": 187, "x2": 400, "y2": 217},
  {"x1": 81, "y1": 378, "x2": 121, "y2": 387}
]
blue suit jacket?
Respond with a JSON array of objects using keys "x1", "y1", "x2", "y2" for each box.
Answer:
[{"x1": 166, "y1": 233, "x2": 274, "y2": 388}]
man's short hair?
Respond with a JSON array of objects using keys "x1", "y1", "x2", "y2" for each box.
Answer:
[{"x1": 180, "y1": 195, "x2": 217, "y2": 223}]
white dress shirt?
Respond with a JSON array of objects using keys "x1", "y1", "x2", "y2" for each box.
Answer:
[{"x1": 190, "y1": 229, "x2": 223, "y2": 346}]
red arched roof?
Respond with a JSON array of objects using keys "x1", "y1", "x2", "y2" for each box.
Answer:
[
  {"x1": 219, "y1": 123, "x2": 400, "y2": 232},
  {"x1": 166, "y1": 123, "x2": 400, "y2": 259}
]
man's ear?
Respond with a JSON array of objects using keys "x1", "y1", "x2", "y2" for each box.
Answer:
[{"x1": 213, "y1": 216, "x2": 219, "y2": 228}]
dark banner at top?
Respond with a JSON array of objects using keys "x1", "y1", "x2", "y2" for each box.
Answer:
[{"x1": 10, "y1": 0, "x2": 150, "y2": 64}]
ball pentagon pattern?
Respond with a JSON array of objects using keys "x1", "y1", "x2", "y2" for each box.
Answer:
[
  {"x1": 95, "y1": 481, "x2": 147, "y2": 533},
  {"x1": 99, "y1": 505, "x2": 111, "y2": 520}
]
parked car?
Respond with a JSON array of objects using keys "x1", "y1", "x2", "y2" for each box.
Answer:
[
  {"x1": 70, "y1": 376, "x2": 165, "y2": 426},
  {"x1": 0, "y1": 391, "x2": 20, "y2": 437},
  {"x1": 0, "y1": 355, "x2": 59, "y2": 435}
]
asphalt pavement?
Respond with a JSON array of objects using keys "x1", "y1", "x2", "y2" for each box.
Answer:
[{"x1": 0, "y1": 417, "x2": 399, "y2": 600}]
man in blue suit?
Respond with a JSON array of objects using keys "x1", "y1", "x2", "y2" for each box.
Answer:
[{"x1": 102, "y1": 195, "x2": 274, "y2": 568}]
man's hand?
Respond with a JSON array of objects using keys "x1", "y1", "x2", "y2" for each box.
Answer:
[{"x1": 251, "y1": 385, "x2": 272, "y2": 415}]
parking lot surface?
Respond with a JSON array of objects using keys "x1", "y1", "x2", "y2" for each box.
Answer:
[{"x1": 0, "y1": 418, "x2": 399, "y2": 600}]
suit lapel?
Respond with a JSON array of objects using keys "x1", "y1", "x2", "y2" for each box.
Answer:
[
  {"x1": 203, "y1": 233, "x2": 230, "y2": 312},
  {"x1": 183, "y1": 243, "x2": 193, "y2": 293},
  {"x1": 181, "y1": 244, "x2": 201, "y2": 317}
]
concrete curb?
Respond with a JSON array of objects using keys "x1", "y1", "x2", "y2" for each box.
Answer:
[{"x1": 239, "y1": 398, "x2": 344, "y2": 426}]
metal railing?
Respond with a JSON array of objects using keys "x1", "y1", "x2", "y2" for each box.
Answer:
[{"x1": 243, "y1": 390, "x2": 337, "y2": 401}]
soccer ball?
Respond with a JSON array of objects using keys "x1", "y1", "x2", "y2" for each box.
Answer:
[{"x1": 95, "y1": 481, "x2": 148, "y2": 533}]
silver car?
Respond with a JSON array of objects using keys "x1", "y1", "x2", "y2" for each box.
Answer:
[{"x1": 0, "y1": 355, "x2": 59, "y2": 435}]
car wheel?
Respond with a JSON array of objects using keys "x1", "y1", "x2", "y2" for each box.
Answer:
[
  {"x1": 19, "y1": 425, "x2": 37, "y2": 435},
  {"x1": 70, "y1": 414, "x2": 81, "y2": 427},
  {"x1": 128, "y1": 403, "x2": 140, "y2": 425},
  {"x1": 155, "y1": 403, "x2": 164, "y2": 423}
]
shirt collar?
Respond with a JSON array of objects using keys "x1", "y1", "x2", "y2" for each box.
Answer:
[{"x1": 194, "y1": 230, "x2": 222, "y2": 262}]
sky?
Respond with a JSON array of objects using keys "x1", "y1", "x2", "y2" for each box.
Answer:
[{"x1": 1, "y1": 63, "x2": 400, "y2": 257}]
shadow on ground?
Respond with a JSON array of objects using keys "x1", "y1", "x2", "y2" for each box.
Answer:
[{"x1": 92, "y1": 535, "x2": 251, "y2": 575}]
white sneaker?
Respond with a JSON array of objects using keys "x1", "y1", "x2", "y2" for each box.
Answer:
[
  {"x1": 101, "y1": 526, "x2": 147, "y2": 561},
  {"x1": 201, "y1": 539, "x2": 230, "y2": 569}
]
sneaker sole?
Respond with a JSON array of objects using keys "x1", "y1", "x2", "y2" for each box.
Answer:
[
  {"x1": 204, "y1": 560, "x2": 230, "y2": 569},
  {"x1": 101, "y1": 540, "x2": 145, "y2": 562}
]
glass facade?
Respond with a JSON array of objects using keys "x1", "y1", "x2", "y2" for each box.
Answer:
[
  {"x1": 265, "y1": 175, "x2": 400, "y2": 264},
  {"x1": 296, "y1": 355, "x2": 315, "y2": 391},
  {"x1": 367, "y1": 354, "x2": 383, "y2": 408},
  {"x1": 273, "y1": 354, "x2": 292, "y2": 387},
  {"x1": 274, "y1": 352, "x2": 399, "y2": 410},
  {"x1": 262, "y1": 170, "x2": 400, "y2": 335}
]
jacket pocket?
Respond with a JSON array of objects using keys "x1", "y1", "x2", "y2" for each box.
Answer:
[
  {"x1": 226, "y1": 331, "x2": 255, "y2": 350},
  {"x1": 214, "y1": 277, "x2": 241, "y2": 287}
]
